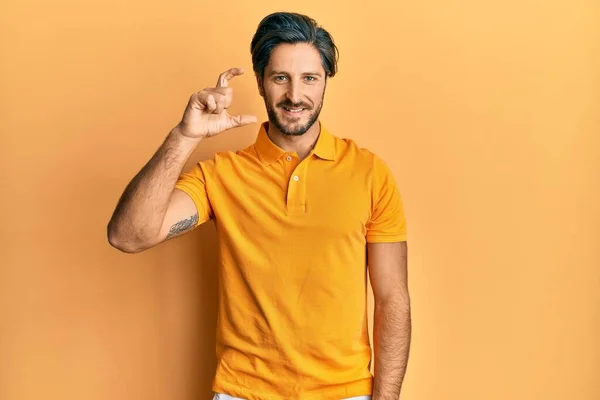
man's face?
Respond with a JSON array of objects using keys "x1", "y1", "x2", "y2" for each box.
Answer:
[{"x1": 258, "y1": 43, "x2": 327, "y2": 136}]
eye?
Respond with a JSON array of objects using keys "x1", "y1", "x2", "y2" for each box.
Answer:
[
  {"x1": 305, "y1": 76, "x2": 316, "y2": 82},
  {"x1": 274, "y1": 75, "x2": 287, "y2": 82}
]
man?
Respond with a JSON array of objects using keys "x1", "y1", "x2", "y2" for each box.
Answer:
[{"x1": 107, "y1": 11, "x2": 410, "y2": 400}]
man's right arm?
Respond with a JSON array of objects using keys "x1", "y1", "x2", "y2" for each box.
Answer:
[
  {"x1": 106, "y1": 67, "x2": 257, "y2": 254},
  {"x1": 107, "y1": 128, "x2": 203, "y2": 253}
]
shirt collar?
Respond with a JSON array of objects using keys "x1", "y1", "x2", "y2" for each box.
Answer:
[{"x1": 255, "y1": 121, "x2": 336, "y2": 165}]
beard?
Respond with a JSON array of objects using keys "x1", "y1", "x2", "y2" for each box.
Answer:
[{"x1": 264, "y1": 92, "x2": 324, "y2": 136}]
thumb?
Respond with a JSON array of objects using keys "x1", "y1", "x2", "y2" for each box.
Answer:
[{"x1": 230, "y1": 114, "x2": 258, "y2": 127}]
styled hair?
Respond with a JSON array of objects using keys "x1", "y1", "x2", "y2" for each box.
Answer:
[{"x1": 250, "y1": 12, "x2": 339, "y2": 79}]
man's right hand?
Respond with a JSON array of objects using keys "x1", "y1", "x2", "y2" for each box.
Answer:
[
  {"x1": 174, "y1": 67, "x2": 258, "y2": 140},
  {"x1": 108, "y1": 68, "x2": 256, "y2": 253}
]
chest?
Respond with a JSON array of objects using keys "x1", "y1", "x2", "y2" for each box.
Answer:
[{"x1": 211, "y1": 159, "x2": 372, "y2": 240}]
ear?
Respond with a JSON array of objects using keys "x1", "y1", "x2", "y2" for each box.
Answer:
[{"x1": 256, "y1": 75, "x2": 265, "y2": 97}]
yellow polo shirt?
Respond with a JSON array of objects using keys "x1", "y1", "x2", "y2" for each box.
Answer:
[{"x1": 175, "y1": 121, "x2": 407, "y2": 400}]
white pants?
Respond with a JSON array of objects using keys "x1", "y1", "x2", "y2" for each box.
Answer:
[{"x1": 213, "y1": 394, "x2": 372, "y2": 400}]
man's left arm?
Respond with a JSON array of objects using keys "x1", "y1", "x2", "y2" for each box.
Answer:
[{"x1": 368, "y1": 240, "x2": 411, "y2": 400}]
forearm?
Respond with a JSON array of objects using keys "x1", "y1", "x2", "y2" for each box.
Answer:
[
  {"x1": 107, "y1": 127, "x2": 201, "y2": 250},
  {"x1": 372, "y1": 296, "x2": 411, "y2": 400}
]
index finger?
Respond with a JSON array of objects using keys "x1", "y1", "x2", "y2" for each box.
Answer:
[{"x1": 217, "y1": 68, "x2": 245, "y2": 88}]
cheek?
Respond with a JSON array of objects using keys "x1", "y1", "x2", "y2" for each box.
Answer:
[
  {"x1": 264, "y1": 82, "x2": 282, "y2": 95},
  {"x1": 309, "y1": 85, "x2": 326, "y2": 102},
  {"x1": 265, "y1": 90, "x2": 284, "y2": 106}
]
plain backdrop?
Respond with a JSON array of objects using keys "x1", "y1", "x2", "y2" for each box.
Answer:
[{"x1": 1, "y1": 0, "x2": 598, "y2": 399}]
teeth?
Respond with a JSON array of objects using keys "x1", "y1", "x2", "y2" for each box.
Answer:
[{"x1": 285, "y1": 108, "x2": 303, "y2": 112}]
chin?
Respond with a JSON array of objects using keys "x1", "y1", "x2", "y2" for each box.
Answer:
[
  {"x1": 279, "y1": 113, "x2": 320, "y2": 136},
  {"x1": 280, "y1": 123, "x2": 310, "y2": 136},
  {"x1": 280, "y1": 124, "x2": 312, "y2": 136}
]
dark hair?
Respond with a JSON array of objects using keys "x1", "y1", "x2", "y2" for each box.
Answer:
[{"x1": 250, "y1": 12, "x2": 339, "y2": 79}]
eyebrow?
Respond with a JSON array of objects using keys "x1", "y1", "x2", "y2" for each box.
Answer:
[{"x1": 268, "y1": 70, "x2": 324, "y2": 77}]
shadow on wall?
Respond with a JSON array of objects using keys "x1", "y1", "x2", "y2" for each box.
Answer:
[{"x1": 156, "y1": 219, "x2": 221, "y2": 400}]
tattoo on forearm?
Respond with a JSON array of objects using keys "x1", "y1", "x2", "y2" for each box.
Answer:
[{"x1": 166, "y1": 213, "x2": 199, "y2": 239}]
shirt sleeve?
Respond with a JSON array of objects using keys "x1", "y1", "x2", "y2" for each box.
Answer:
[
  {"x1": 366, "y1": 154, "x2": 407, "y2": 243},
  {"x1": 174, "y1": 159, "x2": 215, "y2": 228}
]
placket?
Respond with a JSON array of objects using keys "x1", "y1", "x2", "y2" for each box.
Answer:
[{"x1": 283, "y1": 153, "x2": 310, "y2": 215}]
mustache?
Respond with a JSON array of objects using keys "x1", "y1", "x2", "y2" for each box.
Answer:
[{"x1": 277, "y1": 100, "x2": 312, "y2": 109}]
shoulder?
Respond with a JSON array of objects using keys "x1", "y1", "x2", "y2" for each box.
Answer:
[
  {"x1": 331, "y1": 134, "x2": 389, "y2": 171},
  {"x1": 197, "y1": 142, "x2": 260, "y2": 174},
  {"x1": 330, "y1": 133, "x2": 399, "y2": 195}
]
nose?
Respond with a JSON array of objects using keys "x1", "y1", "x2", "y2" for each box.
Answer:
[{"x1": 286, "y1": 80, "x2": 302, "y2": 105}]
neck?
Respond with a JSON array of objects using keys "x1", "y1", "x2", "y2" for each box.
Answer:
[{"x1": 266, "y1": 121, "x2": 321, "y2": 160}]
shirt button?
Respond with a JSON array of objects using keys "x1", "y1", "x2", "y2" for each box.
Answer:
[
  {"x1": 286, "y1": 155, "x2": 292, "y2": 162},
  {"x1": 293, "y1": 175, "x2": 299, "y2": 182}
]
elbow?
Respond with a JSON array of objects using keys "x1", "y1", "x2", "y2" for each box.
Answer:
[
  {"x1": 375, "y1": 290, "x2": 411, "y2": 310},
  {"x1": 108, "y1": 237, "x2": 143, "y2": 254},
  {"x1": 106, "y1": 222, "x2": 146, "y2": 254}
]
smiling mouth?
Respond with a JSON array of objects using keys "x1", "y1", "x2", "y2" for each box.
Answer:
[{"x1": 282, "y1": 107, "x2": 306, "y2": 113}]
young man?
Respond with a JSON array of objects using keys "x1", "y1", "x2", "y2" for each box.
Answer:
[{"x1": 108, "y1": 12, "x2": 410, "y2": 400}]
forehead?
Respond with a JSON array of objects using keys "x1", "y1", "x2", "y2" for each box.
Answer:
[{"x1": 266, "y1": 42, "x2": 325, "y2": 74}]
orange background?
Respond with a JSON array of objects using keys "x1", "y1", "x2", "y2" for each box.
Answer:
[{"x1": 1, "y1": 0, "x2": 598, "y2": 399}]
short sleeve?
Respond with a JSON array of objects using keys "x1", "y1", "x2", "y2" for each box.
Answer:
[
  {"x1": 174, "y1": 160, "x2": 215, "y2": 227},
  {"x1": 366, "y1": 155, "x2": 407, "y2": 243}
]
